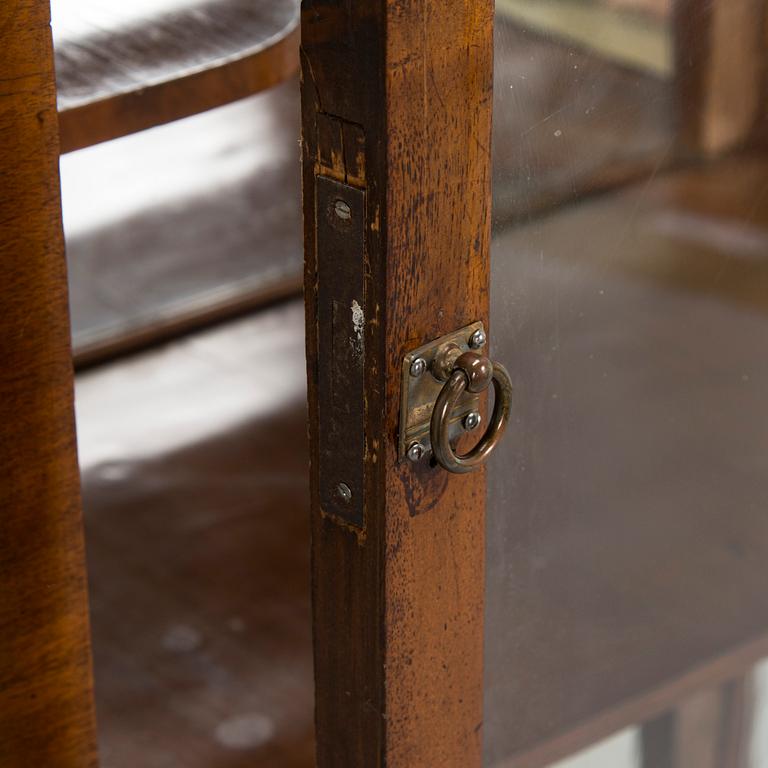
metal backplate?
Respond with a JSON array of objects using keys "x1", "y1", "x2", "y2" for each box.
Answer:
[
  {"x1": 317, "y1": 176, "x2": 365, "y2": 527},
  {"x1": 399, "y1": 322, "x2": 485, "y2": 462}
]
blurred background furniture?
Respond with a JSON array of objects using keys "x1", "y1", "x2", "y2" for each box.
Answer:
[{"x1": 55, "y1": 0, "x2": 302, "y2": 366}]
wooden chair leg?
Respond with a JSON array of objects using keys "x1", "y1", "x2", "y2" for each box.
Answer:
[{"x1": 0, "y1": 1, "x2": 98, "y2": 765}]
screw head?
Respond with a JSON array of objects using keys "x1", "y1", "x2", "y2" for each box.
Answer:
[
  {"x1": 464, "y1": 411, "x2": 482, "y2": 431},
  {"x1": 336, "y1": 482, "x2": 352, "y2": 502},
  {"x1": 407, "y1": 442, "x2": 425, "y2": 463},
  {"x1": 469, "y1": 329, "x2": 487, "y2": 349},
  {"x1": 334, "y1": 199, "x2": 352, "y2": 220},
  {"x1": 410, "y1": 357, "x2": 427, "y2": 377}
]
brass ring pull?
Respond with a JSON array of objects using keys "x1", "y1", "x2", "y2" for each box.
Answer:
[{"x1": 430, "y1": 351, "x2": 513, "y2": 474}]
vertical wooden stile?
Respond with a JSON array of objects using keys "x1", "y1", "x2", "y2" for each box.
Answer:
[{"x1": 301, "y1": 1, "x2": 494, "y2": 765}]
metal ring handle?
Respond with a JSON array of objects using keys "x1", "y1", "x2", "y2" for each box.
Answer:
[{"x1": 430, "y1": 355, "x2": 512, "y2": 474}]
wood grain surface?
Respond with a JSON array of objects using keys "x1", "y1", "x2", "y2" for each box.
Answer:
[
  {"x1": 54, "y1": 0, "x2": 299, "y2": 152},
  {"x1": 302, "y1": 1, "x2": 493, "y2": 765},
  {"x1": 0, "y1": 1, "x2": 98, "y2": 765}
]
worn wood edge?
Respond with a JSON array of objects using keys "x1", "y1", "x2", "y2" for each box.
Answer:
[
  {"x1": 0, "y1": 1, "x2": 98, "y2": 765},
  {"x1": 73, "y1": 272, "x2": 302, "y2": 370},
  {"x1": 301, "y1": 2, "x2": 388, "y2": 763},
  {"x1": 58, "y1": 22, "x2": 300, "y2": 153},
  {"x1": 493, "y1": 631, "x2": 768, "y2": 768},
  {"x1": 302, "y1": 1, "x2": 492, "y2": 765}
]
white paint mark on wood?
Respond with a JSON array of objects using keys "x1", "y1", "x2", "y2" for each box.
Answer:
[{"x1": 351, "y1": 299, "x2": 364, "y2": 358}]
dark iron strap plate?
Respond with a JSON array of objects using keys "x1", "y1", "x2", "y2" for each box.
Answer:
[{"x1": 316, "y1": 176, "x2": 365, "y2": 528}]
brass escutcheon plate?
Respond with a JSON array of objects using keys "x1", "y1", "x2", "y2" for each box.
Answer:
[{"x1": 398, "y1": 321, "x2": 485, "y2": 462}]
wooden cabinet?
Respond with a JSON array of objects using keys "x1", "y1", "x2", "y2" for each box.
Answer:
[{"x1": 4, "y1": 1, "x2": 768, "y2": 766}]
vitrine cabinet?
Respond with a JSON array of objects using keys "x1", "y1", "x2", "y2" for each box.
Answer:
[{"x1": 3, "y1": 1, "x2": 768, "y2": 766}]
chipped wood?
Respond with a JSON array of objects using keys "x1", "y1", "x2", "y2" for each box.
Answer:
[{"x1": 302, "y1": 0, "x2": 493, "y2": 764}]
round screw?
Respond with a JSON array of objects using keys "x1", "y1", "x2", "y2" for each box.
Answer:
[
  {"x1": 336, "y1": 482, "x2": 352, "y2": 503},
  {"x1": 410, "y1": 357, "x2": 427, "y2": 377},
  {"x1": 469, "y1": 329, "x2": 487, "y2": 350},
  {"x1": 407, "y1": 442, "x2": 425, "y2": 463},
  {"x1": 334, "y1": 199, "x2": 352, "y2": 220},
  {"x1": 464, "y1": 411, "x2": 482, "y2": 431}
]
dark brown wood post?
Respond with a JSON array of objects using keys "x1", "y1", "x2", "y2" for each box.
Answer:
[
  {"x1": 301, "y1": 1, "x2": 493, "y2": 765},
  {"x1": 0, "y1": 1, "x2": 98, "y2": 765}
]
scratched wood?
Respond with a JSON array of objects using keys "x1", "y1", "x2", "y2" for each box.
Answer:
[
  {"x1": 301, "y1": 0, "x2": 493, "y2": 765},
  {"x1": 0, "y1": 1, "x2": 98, "y2": 765},
  {"x1": 54, "y1": 0, "x2": 299, "y2": 152}
]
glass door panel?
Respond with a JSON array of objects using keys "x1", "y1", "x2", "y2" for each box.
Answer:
[{"x1": 486, "y1": 2, "x2": 768, "y2": 766}]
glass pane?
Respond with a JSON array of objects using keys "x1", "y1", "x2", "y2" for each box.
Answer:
[{"x1": 486, "y1": 2, "x2": 768, "y2": 766}]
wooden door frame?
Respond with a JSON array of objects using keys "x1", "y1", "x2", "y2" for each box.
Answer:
[
  {"x1": 1, "y1": 1, "x2": 98, "y2": 765},
  {"x1": 301, "y1": 1, "x2": 494, "y2": 765}
]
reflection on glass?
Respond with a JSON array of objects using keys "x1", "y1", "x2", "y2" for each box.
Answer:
[
  {"x1": 487, "y1": 1, "x2": 768, "y2": 767},
  {"x1": 497, "y1": 0, "x2": 672, "y2": 76},
  {"x1": 60, "y1": 84, "x2": 301, "y2": 354}
]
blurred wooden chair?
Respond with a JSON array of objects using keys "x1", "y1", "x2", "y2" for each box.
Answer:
[{"x1": 0, "y1": 1, "x2": 297, "y2": 764}]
